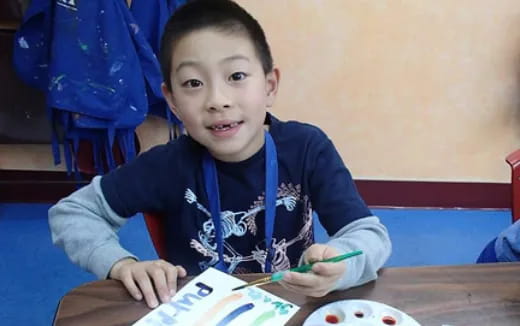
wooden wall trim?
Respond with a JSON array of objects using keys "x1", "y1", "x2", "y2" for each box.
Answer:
[
  {"x1": 0, "y1": 170, "x2": 91, "y2": 203},
  {"x1": 0, "y1": 170, "x2": 511, "y2": 209},
  {"x1": 0, "y1": 21, "x2": 19, "y2": 31},
  {"x1": 355, "y1": 179, "x2": 510, "y2": 209}
]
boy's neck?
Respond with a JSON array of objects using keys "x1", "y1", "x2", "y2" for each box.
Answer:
[{"x1": 209, "y1": 124, "x2": 270, "y2": 163}]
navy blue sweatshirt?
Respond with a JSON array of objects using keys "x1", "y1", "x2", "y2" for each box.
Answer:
[{"x1": 100, "y1": 114, "x2": 371, "y2": 274}]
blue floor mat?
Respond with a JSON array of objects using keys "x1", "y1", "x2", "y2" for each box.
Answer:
[
  {"x1": 0, "y1": 203, "x2": 157, "y2": 326},
  {"x1": 374, "y1": 208, "x2": 510, "y2": 266},
  {"x1": 312, "y1": 208, "x2": 510, "y2": 266}
]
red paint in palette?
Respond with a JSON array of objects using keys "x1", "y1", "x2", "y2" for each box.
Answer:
[
  {"x1": 325, "y1": 314, "x2": 340, "y2": 324},
  {"x1": 382, "y1": 315, "x2": 397, "y2": 325}
]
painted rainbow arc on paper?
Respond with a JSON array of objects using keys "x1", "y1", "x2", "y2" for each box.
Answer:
[
  {"x1": 216, "y1": 303, "x2": 255, "y2": 326},
  {"x1": 250, "y1": 309, "x2": 276, "y2": 326},
  {"x1": 196, "y1": 293, "x2": 244, "y2": 326}
]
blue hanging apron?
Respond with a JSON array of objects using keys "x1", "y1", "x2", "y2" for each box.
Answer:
[
  {"x1": 130, "y1": 0, "x2": 185, "y2": 129},
  {"x1": 12, "y1": 0, "x2": 185, "y2": 174},
  {"x1": 203, "y1": 131, "x2": 279, "y2": 273}
]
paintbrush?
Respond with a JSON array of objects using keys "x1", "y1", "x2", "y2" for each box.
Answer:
[{"x1": 231, "y1": 250, "x2": 363, "y2": 291}]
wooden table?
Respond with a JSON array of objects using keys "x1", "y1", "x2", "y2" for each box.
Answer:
[{"x1": 53, "y1": 262, "x2": 520, "y2": 326}]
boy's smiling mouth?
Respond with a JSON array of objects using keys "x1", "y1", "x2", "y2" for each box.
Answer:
[
  {"x1": 207, "y1": 120, "x2": 244, "y2": 138},
  {"x1": 207, "y1": 120, "x2": 244, "y2": 131}
]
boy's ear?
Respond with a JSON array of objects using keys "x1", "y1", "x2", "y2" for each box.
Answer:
[
  {"x1": 161, "y1": 82, "x2": 181, "y2": 119},
  {"x1": 265, "y1": 67, "x2": 280, "y2": 108}
]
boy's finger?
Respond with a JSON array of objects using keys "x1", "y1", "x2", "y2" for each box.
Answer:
[
  {"x1": 304, "y1": 244, "x2": 340, "y2": 263},
  {"x1": 279, "y1": 277, "x2": 314, "y2": 292},
  {"x1": 311, "y1": 262, "x2": 346, "y2": 276},
  {"x1": 321, "y1": 246, "x2": 341, "y2": 259},
  {"x1": 282, "y1": 271, "x2": 320, "y2": 288},
  {"x1": 134, "y1": 271, "x2": 159, "y2": 308},
  {"x1": 303, "y1": 245, "x2": 326, "y2": 264},
  {"x1": 279, "y1": 280, "x2": 327, "y2": 297},
  {"x1": 279, "y1": 279, "x2": 306, "y2": 293},
  {"x1": 176, "y1": 265, "x2": 187, "y2": 278},
  {"x1": 120, "y1": 273, "x2": 142, "y2": 301},
  {"x1": 165, "y1": 266, "x2": 178, "y2": 296},
  {"x1": 150, "y1": 268, "x2": 170, "y2": 303}
]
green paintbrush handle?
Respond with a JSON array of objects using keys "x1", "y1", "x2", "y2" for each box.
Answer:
[{"x1": 271, "y1": 250, "x2": 363, "y2": 282}]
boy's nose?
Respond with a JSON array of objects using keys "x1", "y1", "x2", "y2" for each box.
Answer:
[
  {"x1": 206, "y1": 85, "x2": 231, "y2": 112},
  {"x1": 207, "y1": 103, "x2": 231, "y2": 111}
]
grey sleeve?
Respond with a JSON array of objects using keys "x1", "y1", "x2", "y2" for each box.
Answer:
[
  {"x1": 319, "y1": 215, "x2": 391, "y2": 291},
  {"x1": 48, "y1": 176, "x2": 138, "y2": 279}
]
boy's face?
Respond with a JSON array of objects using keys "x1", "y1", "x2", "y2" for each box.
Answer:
[{"x1": 162, "y1": 28, "x2": 279, "y2": 162}]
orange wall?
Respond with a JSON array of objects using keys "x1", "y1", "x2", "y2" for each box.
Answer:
[
  {"x1": 2, "y1": 0, "x2": 520, "y2": 183},
  {"x1": 236, "y1": 0, "x2": 520, "y2": 182}
]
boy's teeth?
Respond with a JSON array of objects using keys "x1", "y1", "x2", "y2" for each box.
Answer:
[{"x1": 212, "y1": 122, "x2": 239, "y2": 130}]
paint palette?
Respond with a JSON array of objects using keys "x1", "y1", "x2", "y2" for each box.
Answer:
[{"x1": 303, "y1": 300, "x2": 421, "y2": 326}]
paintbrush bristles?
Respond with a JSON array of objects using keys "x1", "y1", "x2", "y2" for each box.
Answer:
[{"x1": 231, "y1": 276, "x2": 272, "y2": 291}]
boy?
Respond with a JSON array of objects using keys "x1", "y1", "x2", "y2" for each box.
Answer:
[{"x1": 49, "y1": 0, "x2": 391, "y2": 309}]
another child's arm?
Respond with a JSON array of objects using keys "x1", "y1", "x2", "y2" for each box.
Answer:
[
  {"x1": 495, "y1": 219, "x2": 520, "y2": 262},
  {"x1": 49, "y1": 175, "x2": 185, "y2": 308}
]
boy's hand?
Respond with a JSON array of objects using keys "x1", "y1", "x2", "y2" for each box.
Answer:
[
  {"x1": 109, "y1": 258, "x2": 187, "y2": 308},
  {"x1": 279, "y1": 244, "x2": 345, "y2": 297}
]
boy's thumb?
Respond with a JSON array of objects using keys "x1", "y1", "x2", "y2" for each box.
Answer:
[{"x1": 303, "y1": 244, "x2": 329, "y2": 263}]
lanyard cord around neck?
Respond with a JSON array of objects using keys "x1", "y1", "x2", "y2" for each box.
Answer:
[{"x1": 202, "y1": 131, "x2": 278, "y2": 273}]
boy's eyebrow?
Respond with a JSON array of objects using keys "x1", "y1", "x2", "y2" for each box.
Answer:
[
  {"x1": 175, "y1": 55, "x2": 250, "y2": 73},
  {"x1": 175, "y1": 60, "x2": 199, "y2": 73},
  {"x1": 220, "y1": 55, "x2": 250, "y2": 64}
]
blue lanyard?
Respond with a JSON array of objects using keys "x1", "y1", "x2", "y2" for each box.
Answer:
[{"x1": 202, "y1": 131, "x2": 278, "y2": 273}]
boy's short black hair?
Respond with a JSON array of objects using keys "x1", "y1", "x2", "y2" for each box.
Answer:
[{"x1": 160, "y1": 0, "x2": 274, "y2": 89}]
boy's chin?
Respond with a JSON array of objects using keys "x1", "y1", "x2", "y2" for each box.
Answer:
[
  {"x1": 207, "y1": 147, "x2": 245, "y2": 162},
  {"x1": 201, "y1": 131, "x2": 265, "y2": 162},
  {"x1": 207, "y1": 141, "x2": 260, "y2": 162}
]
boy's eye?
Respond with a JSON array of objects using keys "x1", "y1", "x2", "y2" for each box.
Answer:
[
  {"x1": 182, "y1": 79, "x2": 203, "y2": 88},
  {"x1": 229, "y1": 72, "x2": 247, "y2": 82}
]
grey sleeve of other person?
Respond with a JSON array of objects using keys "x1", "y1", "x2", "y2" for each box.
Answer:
[{"x1": 495, "y1": 219, "x2": 520, "y2": 262}]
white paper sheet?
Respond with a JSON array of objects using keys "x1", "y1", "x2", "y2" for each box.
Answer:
[{"x1": 133, "y1": 267, "x2": 299, "y2": 326}]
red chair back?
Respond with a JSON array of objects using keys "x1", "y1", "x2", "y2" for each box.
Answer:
[
  {"x1": 506, "y1": 150, "x2": 520, "y2": 223},
  {"x1": 143, "y1": 212, "x2": 168, "y2": 260}
]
